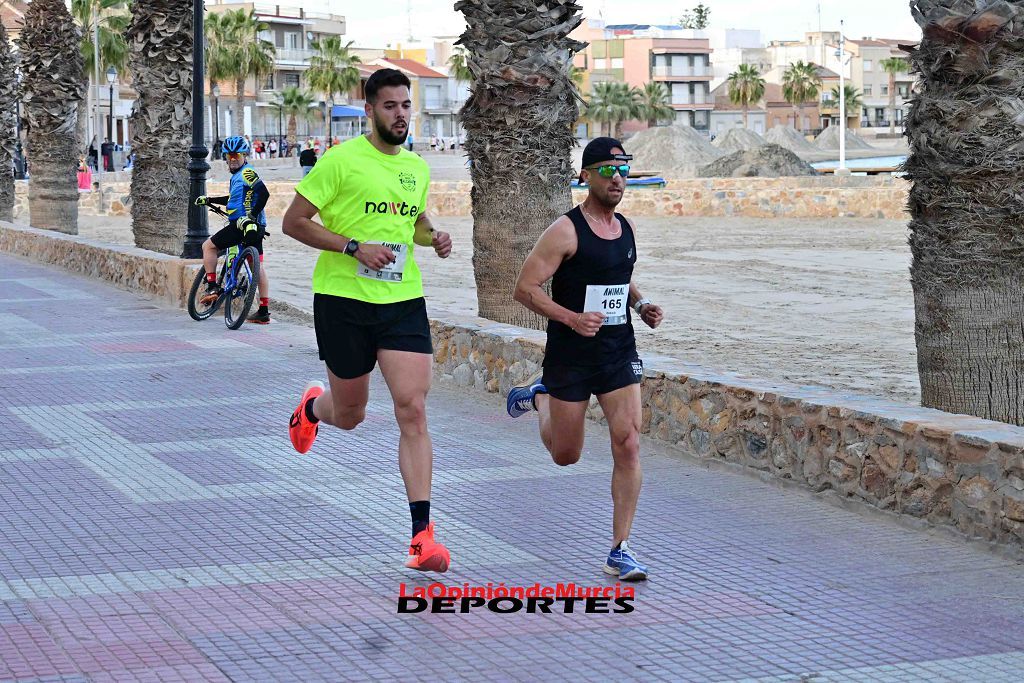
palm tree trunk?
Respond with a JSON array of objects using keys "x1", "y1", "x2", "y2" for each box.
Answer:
[
  {"x1": 127, "y1": 0, "x2": 193, "y2": 255},
  {"x1": 743, "y1": 105, "x2": 749, "y2": 129},
  {"x1": 906, "y1": 1, "x2": 1024, "y2": 424},
  {"x1": 234, "y1": 78, "x2": 245, "y2": 137},
  {"x1": 457, "y1": 0, "x2": 585, "y2": 327},
  {"x1": 20, "y1": 0, "x2": 85, "y2": 234},
  {"x1": 0, "y1": 24, "x2": 17, "y2": 223},
  {"x1": 888, "y1": 72, "x2": 897, "y2": 136},
  {"x1": 287, "y1": 114, "x2": 297, "y2": 149}
]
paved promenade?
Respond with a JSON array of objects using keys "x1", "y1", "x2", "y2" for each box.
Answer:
[{"x1": 0, "y1": 253, "x2": 1022, "y2": 682}]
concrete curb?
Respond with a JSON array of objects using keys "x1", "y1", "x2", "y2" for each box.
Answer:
[{"x1": 2, "y1": 220, "x2": 1021, "y2": 555}]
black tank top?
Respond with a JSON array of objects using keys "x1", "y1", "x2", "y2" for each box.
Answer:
[{"x1": 544, "y1": 205, "x2": 638, "y2": 368}]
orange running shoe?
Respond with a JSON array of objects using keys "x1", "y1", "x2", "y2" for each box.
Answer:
[
  {"x1": 289, "y1": 381, "x2": 324, "y2": 454},
  {"x1": 404, "y1": 522, "x2": 451, "y2": 572}
]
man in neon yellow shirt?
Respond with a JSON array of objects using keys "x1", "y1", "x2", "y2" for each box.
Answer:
[{"x1": 282, "y1": 69, "x2": 454, "y2": 573}]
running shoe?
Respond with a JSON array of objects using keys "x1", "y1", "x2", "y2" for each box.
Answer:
[
  {"x1": 506, "y1": 370, "x2": 547, "y2": 418},
  {"x1": 198, "y1": 283, "x2": 223, "y2": 307},
  {"x1": 247, "y1": 309, "x2": 271, "y2": 324},
  {"x1": 289, "y1": 381, "x2": 324, "y2": 454},
  {"x1": 603, "y1": 540, "x2": 648, "y2": 581},
  {"x1": 404, "y1": 522, "x2": 451, "y2": 572}
]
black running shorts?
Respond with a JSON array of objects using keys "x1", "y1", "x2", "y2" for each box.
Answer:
[
  {"x1": 211, "y1": 221, "x2": 265, "y2": 255},
  {"x1": 542, "y1": 359, "x2": 643, "y2": 403},
  {"x1": 313, "y1": 294, "x2": 433, "y2": 379}
]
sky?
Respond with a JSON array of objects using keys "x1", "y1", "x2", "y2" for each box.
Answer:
[{"x1": 309, "y1": 0, "x2": 922, "y2": 48}]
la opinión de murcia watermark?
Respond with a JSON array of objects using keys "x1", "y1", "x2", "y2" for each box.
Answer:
[{"x1": 398, "y1": 582, "x2": 636, "y2": 614}]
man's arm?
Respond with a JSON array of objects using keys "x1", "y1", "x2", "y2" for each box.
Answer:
[
  {"x1": 413, "y1": 213, "x2": 452, "y2": 258},
  {"x1": 514, "y1": 217, "x2": 604, "y2": 337},
  {"x1": 282, "y1": 193, "x2": 395, "y2": 271}
]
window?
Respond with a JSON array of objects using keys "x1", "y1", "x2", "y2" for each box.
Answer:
[
  {"x1": 863, "y1": 85, "x2": 872, "y2": 96},
  {"x1": 284, "y1": 72, "x2": 300, "y2": 88},
  {"x1": 898, "y1": 85, "x2": 909, "y2": 98},
  {"x1": 286, "y1": 32, "x2": 300, "y2": 49},
  {"x1": 863, "y1": 60, "x2": 872, "y2": 71},
  {"x1": 263, "y1": 73, "x2": 274, "y2": 90},
  {"x1": 593, "y1": 41, "x2": 607, "y2": 59},
  {"x1": 609, "y1": 40, "x2": 624, "y2": 58},
  {"x1": 881, "y1": 85, "x2": 889, "y2": 96}
]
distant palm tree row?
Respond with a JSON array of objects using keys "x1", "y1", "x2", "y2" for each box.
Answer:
[{"x1": 584, "y1": 81, "x2": 674, "y2": 138}]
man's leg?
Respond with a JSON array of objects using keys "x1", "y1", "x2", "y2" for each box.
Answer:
[
  {"x1": 536, "y1": 393, "x2": 588, "y2": 466},
  {"x1": 201, "y1": 238, "x2": 219, "y2": 282},
  {"x1": 377, "y1": 349, "x2": 432, "y2": 502},
  {"x1": 378, "y1": 349, "x2": 450, "y2": 572},
  {"x1": 595, "y1": 383, "x2": 642, "y2": 546},
  {"x1": 312, "y1": 366, "x2": 370, "y2": 430}
]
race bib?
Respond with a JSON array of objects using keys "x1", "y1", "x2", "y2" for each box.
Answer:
[
  {"x1": 584, "y1": 284, "x2": 629, "y2": 325},
  {"x1": 356, "y1": 242, "x2": 407, "y2": 282}
]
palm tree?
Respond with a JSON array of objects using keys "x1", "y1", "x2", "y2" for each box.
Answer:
[
  {"x1": 126, "y1": 0, "x2": 192, "y2": 255},
  {"x1": 586, "y1": 81, "x2": 636, "y2": 138},
  {"x1": 72, "y1": 0, "x2": 130, "y2": 155},
  {"x1": 306, "y1": 37, "x2": 361, "y2": 145},
  {"x1": 269, "y1": 86, "x2": 317, "y2": 150},
  {"x1": 830, "y1": 84, "x2": 863, "y2": 127},
  {"x1": 20, "y1": 0, "x2": 85, "y2": 234},
  {"x1": 905, "y1": 3, "x2": 1024, "y2": 424},
  {"x1": 456, "y1": 0, "x2": 585, "y2": 327},
  {"x1": 635, "y1": 82, "x2": 674, "y2": 128},
  {"x1": 881, "y1": 56, "x2": 908, "y2": 136},
  {"x1": 781, "y1": 60, "x2": 820, "y2": 133},
  {"x1": 727, "y1": 64, "x2": 765, "y2": 129},
  {"x1": 570, "y1": 66, "x2": 586, "y2": 89},
  {"x1": 225, "y1": 9, "x2": 274, "y2": 139},
  {"x1": 447, "y1": 48, "x2": 473, "y2": 83},
  {"x1": 0, "y1": 25, "x2": 17, "y2": 223}
]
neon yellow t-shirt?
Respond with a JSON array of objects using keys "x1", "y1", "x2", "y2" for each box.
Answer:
[{"x1": 296, "y1": 135, "x2": 430, "y2": 304}]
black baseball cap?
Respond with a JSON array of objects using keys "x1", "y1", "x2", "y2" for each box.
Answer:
[{"x1": 580, "y1": 137, "x2": 632, "y2": 181}]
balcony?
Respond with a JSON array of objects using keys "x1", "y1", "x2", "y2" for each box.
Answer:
[
  {"x1": 670, "y1": 94, "x2": 711, "y2": 106},
  {"x1": 275, "y1": 48, "x2": 314, "y2": 65},
  {"x1": 653, "y1": 65, "x2": 710, "y2": 80},
  {"x1": 422, "y1": 98, "x2": 458, "y2": 113}
]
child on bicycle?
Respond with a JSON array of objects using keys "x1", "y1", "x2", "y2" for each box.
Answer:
[{"x1": 195, "y1": 136, "x2": 273, "y2": 324}]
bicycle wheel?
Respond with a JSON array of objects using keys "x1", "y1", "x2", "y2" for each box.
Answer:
[
  {"x1": 224, "y1": 246, "x2": 260, "y2": 330},
  {"x1": 186, "y1": 259, "x2": 226, "y2": 321}
]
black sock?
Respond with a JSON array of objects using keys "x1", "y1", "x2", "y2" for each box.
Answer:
[
  {"x1": 613, "y1": 541, "x2": 622, "y2": 551},
  {"x1": 304, "y1": 397, "x2": 319, "y2": 424},
  {"x1": 410, "y1": 500, "x2": 430, "y2": 537}
]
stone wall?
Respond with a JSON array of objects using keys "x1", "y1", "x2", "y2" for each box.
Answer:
[
  {"x1": 12, "y1": 176, "x2": 912, "y2": 222},
  {"x1": 7, "y1": 221, "x2": 1016, "y2": 553}
]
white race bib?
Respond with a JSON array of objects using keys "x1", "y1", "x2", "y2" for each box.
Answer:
[
  {"x1": 584, "y1": 284, "x2": 629, "y2": 325},
  {"x1": 356, "y1": 242, "x2": 408, "y2": 282}
]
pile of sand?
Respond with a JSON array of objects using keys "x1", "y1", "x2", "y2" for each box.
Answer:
[
  {"x1": 698, "y1": 144, "x2": 818, "y2": 178},
  {"x1": 711, "y1": 128, "x2": 766, "y2": 154},
  {"x1": 628, "y1": 124, "x2": 723, "y2": 176},
  {"x1": 814, "y1": 125, "x2": 876, "y2": 151},
  {"x1": 764, "y1": 126, "x2": 818, "y2": 155}
]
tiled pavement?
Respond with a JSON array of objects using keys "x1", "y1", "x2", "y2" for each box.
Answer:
[{"x1": 0, "y1": 253, "x2": 1022, "y2": 683}]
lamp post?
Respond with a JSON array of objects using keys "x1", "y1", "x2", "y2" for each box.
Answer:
[
  {"x1": 835, "y1": 20, "x2": 849, "y2": 175},
  {"x1": 14, "y1": 68, "x2": 24, "y2": 180},
  {"x1": 182, "y1": 0, "x2": 209, "y2": 259},
  {"x1": 212, "y1": 83, "x2": 220, "y2": 157},
  {"x1": 106, "y1": 66, "x2": 116, "y2": 144}
]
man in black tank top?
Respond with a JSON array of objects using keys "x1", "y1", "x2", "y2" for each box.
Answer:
[{"x1": 506, "y1": 137, "x2": 664, "y2": 581}]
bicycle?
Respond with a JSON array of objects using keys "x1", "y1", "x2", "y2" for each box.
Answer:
[{"x1": 186, "y1": 203, "x2": 261, "y2": 330}]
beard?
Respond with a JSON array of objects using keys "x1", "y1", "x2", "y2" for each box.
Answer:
[
  {"x1": 593, "y1": 185, "x2": 624, "y2": 209},
  {"x1": 374, "y1": 112, "x2": 409, "y2": 146}
]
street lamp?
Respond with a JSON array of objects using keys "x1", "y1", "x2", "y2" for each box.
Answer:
[
  {"x1": 106, "y1": 66, "x2": 116, "y2": 144},
  {"x1": 14, "y1": 66, "x2": 24, "y2": 180},
  {"x1": 182, "y1": 0, "x2": 210, "y2": 259},
  {"x1": 212, "y1": 83, "x2": 220, "y2": 156},
  {"x1": 835, "y1": 20, "x2": 850, "y2": 174}
]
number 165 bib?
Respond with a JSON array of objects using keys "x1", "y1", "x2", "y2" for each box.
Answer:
[{"x1": 583, "y1": 283, "x2": 628, "y2": 326}]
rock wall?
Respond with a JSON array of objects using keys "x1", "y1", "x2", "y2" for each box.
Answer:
[
  {"x1": 2, "y1": 220, "x2": 1020, "y2": 553},
  {"x1": 11, "y1": 176, "x2": 912, "y2": 221}
]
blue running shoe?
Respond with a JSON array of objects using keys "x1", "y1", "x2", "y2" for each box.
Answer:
[
  {"x1": 506, "y1": 371, "x2": 547, "y2": 418},
  {"x1": 603, "y1": 540, "x2": 648, "y2": 581}
]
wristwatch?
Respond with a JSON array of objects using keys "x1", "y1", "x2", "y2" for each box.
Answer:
[
  {"x1": 344, "y1": 239, "x2": 360, "y2": 257},
  {"x1": 633, "y1": 298, "x2": 651, "y2": 314}
]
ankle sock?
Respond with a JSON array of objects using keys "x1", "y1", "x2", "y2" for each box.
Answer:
[
  {"x1": 260, "y1": 297, "x2": 269, "y2": 308},
  {"x1": 205, "y1": 272, "x2": 217, "y2": 284},
  {"x1": 304, "y1": 397, "x2": 319, "y2": 424},
  {"x1": 410, "y1": 500, "x2": 430, "y2": 537}
]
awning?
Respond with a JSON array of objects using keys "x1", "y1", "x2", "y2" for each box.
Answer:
[{"x1": 331, "y1": 105, "x2": 365, "y2": 118}]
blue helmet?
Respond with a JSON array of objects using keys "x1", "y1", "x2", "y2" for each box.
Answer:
[{"x1": 222, "y1": 136, "x2": 249, "y2": 154}]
